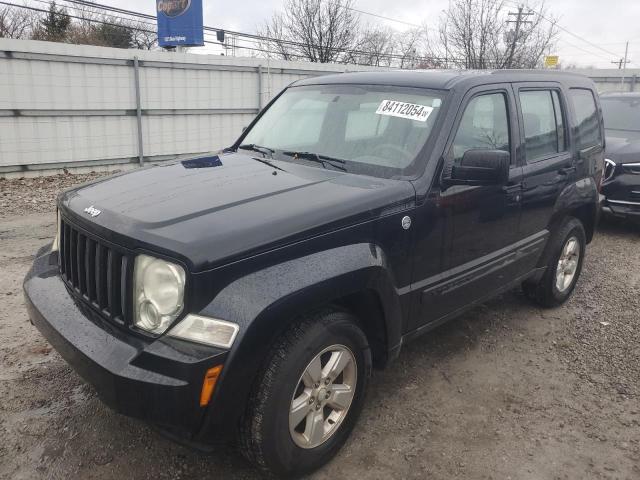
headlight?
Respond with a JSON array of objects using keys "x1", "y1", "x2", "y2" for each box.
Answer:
[
  {"x1": 603, "y1": 158, "x2": 616, "y2": 182},
  {"x1": 52, "y1": 210, "x2": 61, "y2": 252},
  {"x1": 168, "y1": 315, "x2": 239, "y2": 349},
  {"x1": 133, "y1": 254, "x2": 186, "y2": 334}
]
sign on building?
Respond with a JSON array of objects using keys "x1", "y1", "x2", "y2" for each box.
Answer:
[{"x1": 157, "y1": 0, "x2": 204, "y2": 47}]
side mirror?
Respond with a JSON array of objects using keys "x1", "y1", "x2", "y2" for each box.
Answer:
[{"x1": 449, "y1": 149, "x2": 510, "y2": 186}]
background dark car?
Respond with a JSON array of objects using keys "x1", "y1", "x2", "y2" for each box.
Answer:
[{"x1": 600, "y1": 92, "x2": 640, "y2": 222}]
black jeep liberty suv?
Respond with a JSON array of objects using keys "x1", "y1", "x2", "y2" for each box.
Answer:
[{"x1": 24, "y1": 70, "x2": 604, "y2": 477}]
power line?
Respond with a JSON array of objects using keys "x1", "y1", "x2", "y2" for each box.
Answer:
[
  {"x1": 555, "y1": 40, "x2": 614, "y2": 62},
  {"x1": 5, "y1": 0, "x2": 455, "y2": 65},
  {"x1": 0, "y1": 0, "x2": 154, "y2": 32},
  {"x1": 502, "y1": 0, "x2": 622, "y2": 58},
  {"x1": 344, "y1": 4, "x2": 421, "y2": 28},
  {"x1": 58, "y1": 0, "x2": 458, "y2": 64}
]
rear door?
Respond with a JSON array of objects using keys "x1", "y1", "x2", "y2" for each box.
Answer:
[
  {"x1": 515, "y1": 83, "x2": 574, "y2": 241},
  {"x1": 568, "y1": 88, "x2": 605, "y2": 187}
]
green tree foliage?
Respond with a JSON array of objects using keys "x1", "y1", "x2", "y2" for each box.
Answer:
[{"x1": 38, "y1": 1, "x2": 70, "y2": 42}]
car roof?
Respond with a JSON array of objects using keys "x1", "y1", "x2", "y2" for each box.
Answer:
[{"x1": 294, "y1": 69, "x2": 594, "y2": 91}]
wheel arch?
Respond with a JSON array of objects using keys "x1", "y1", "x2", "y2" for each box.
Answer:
[
  {"x1": 548, "y1": 177, "x2": 599, "y2": 244},
  {"x1": 194, "y1": 243, "x2": 404, "y2": 442}
]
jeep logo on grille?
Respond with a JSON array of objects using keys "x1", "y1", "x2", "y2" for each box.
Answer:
[{"x1": 83, "y1": 205, "x2": 101, "y2": 217}]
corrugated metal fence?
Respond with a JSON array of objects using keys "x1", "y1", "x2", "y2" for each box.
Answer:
[
  {"x1": 1, "y1": 38, "x2": 639, "y2": 176},
  {"x1": 0, "y1": 39, "x2": 380, "y2": 175}
]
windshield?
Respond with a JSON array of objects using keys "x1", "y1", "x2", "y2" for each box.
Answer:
[
  {"x1": 601, "y1": 97, "x2": 640, "y2": 132},
  {"x1": 240, "y1": 84, "x2": 445, "y2": 178}
]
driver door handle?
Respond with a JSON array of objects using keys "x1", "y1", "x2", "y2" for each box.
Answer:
[
  {"x1": 502, "y1": 183, "x2": 523, "y2": 204},
  {"x1": 502, "y1": 183, "x2": 522, "y2": 194}
]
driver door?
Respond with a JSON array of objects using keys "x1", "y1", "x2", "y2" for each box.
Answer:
[{"x1": 411, "y1": 85, "x2": 524, "y2": 328}]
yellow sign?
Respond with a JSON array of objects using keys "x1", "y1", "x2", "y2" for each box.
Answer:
[{"x1": 545, "y1": 55, "x2": 559, "y2": 68}]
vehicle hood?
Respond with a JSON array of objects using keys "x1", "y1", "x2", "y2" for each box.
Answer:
[
  {"x1": 605, "y1": 130, "x2": 640, "y2": 164},
  {"x1": 60, "y1": 152, "x2": 416, "y2": 271}
]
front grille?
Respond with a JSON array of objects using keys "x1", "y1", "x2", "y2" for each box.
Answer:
[
  {"x1": 622, "y1": 163, "x2": 640, "y2": 175},
  {"x1": 59, "y1": 218, "x2": 132, "y2": 325},
  {"x1": 630, "y1": 191, "x2": 640, "y2": 202}
]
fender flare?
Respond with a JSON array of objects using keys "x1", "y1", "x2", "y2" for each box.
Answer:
[
  {"x1": 529, "y1": 177, "x2": 599, "y2": 277},
  {"x1": 549, "y1": 177, "x2": 599, "y2": 240},
  {"x1": 195, "y1": 243, "x2": 404, "y2": 440}
]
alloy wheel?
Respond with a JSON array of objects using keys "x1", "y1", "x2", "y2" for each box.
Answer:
[
  {"x1": 555, "y1": 236, "x2": 581, "y2": 292},
  {"x1": 289, "y1": 344, "x2": 357, "y2": 449}
]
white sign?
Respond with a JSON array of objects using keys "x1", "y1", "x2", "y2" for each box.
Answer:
[{"x1": 376, "y1": 100, "x2": 434, "y2": 122}]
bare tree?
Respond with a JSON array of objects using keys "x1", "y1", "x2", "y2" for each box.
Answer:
[
  {"x1": 257, "y1": 0, "x2": 360, "y2": 63},
  {"x1": 128, "y1": 20, "x2": 157, "y2": 50},
  {"x1": 396, "y1": 26, "x2": 430, "y2": 69},
  {"x1": 354, "y1": 26, "x2": 395, "y2": 67},
  {"x1": 258, "y1": 12, "x2": 299, "y2": 60},
  {"x1": 0, "y1": 4, "x2": 40, "y2": 39},
  {"x1": 436, "y1": 0, "x2": 557, "y2": 69}
]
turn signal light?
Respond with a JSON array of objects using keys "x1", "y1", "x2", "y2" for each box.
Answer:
[{"x1": 200, "y1": 365, "x2": 223, "y2": 407}]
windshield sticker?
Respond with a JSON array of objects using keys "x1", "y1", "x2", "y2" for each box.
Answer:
[{"x1": 376, "y1": 100, "x2": 434, "y2": 122}]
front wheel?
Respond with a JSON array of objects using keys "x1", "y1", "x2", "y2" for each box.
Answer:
[
  {"x1": 523, "y1": 217, "x2": 586, "y2": 308},
  {"x1": 239, "y1": 310, "x2": 371, "y2": 477}
]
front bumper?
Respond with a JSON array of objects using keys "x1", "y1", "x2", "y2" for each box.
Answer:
[
  {"x1": 23, "y1": 248, "x2": 228, "y2": 440},
  {"x1": 601, "y1": 173, "x2": 640, "y2": 222}
]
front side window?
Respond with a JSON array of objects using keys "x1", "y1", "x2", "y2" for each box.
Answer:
[
  {"x1": 451, "y1": 92, "x2": 510, "y2": 162},
  {"x1": 519, "y1": 90, "x2": 566, "y2": 162},
  {"x1": 240, "y1": 84, "x2": 445, "y2": 178},
  {"x1": 570, "y1": 89, "x2": 603, "y2": 149}
]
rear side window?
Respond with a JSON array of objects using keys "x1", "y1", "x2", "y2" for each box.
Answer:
[
  {"x1": 452, "y1": 92, "x2": 510, "y2": 161},
  {"x1": 520, "y1": 90, "x2": 566, "y2": 162},
  {"x1": 570, "y1": 89, "x2": 603, "y2": 149}
]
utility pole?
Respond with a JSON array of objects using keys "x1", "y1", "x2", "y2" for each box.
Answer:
[
  {"x1": 505, "y1": 5, "x2": 534, "y2": 69},
  {"x1": 621, "y1": 41, "x2": 630, "y2": 91}
]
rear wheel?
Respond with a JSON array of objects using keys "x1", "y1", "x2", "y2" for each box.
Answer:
[
  {"x1": 523, "y1": 217, "x2": 586, "y2": 308},
  {"x1": 239, "y1": 310, "x2": 371, "y2": 477}
]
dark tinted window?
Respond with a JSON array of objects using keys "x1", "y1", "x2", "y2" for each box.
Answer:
[
  {"x1": 520, "y1": 90, "x2": 566, "y2": 162},
  {"x1": 452, "y1": 93, "x2": 510, "y2": 161},
  {"x1": 600, "y1": 96, "x2": 640, "y2": 132},
  {"x1": 570, "y1": 89, "x2": 603, "y2": 149}
]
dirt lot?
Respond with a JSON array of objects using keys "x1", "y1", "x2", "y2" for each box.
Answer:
[{"x1": 1, "y1": 174, "x2": 639, "y2": 480}]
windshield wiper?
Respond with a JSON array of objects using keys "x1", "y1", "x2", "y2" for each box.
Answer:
[
  {"x1": 238, "y1": 143, "x2": 275, "y2": 158},
  {"x1": 282, "y1": 151, "x2": 347, "y2": 172},
  {"x1": 251, "y1": 156, "x2": 287, "y2": 172}
]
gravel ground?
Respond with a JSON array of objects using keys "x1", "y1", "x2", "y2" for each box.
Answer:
[
  {"x1": 0, "y1": 174, "x2": 639, "y2": 479},
  {"x1": 0, "y1": 172, "x2": 114, "y2": 219}
]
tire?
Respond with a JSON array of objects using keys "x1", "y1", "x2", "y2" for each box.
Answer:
[
  {"x1": 239, "y1": 309, "x2": 371, "y2": 477},
  {"x1": 522, "y1": 217, "x2": 586, "y2": 308}
]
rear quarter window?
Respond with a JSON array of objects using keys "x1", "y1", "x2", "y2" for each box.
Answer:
[{"x1": 569, "y1": 89, "x2": 603, "y2": 149}]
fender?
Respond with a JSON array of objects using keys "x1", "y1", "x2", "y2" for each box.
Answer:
[
  {"x1": 528, "y1": 177, "x2": 599, "y2": 282},
  {"x1": 549, "y1": 176, "x2": 599, "y2": 242},
  {"x1": 194, "y1": 243, "x2": 404, "y2": 442}
]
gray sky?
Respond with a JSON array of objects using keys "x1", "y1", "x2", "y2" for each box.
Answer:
[{"x1": 108, "y1": 0, "x2": 640, "y2": 68}]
